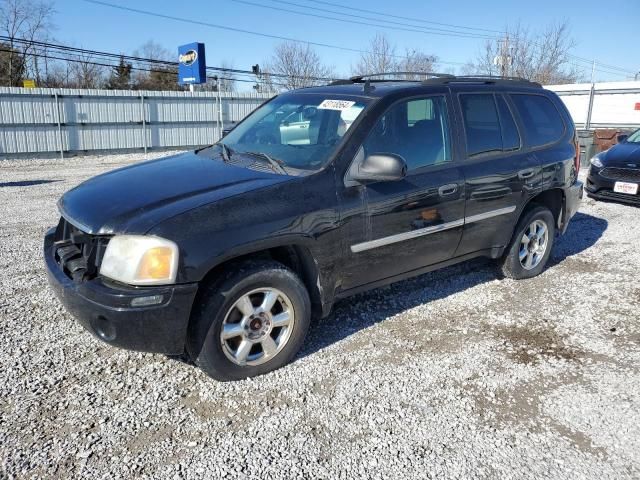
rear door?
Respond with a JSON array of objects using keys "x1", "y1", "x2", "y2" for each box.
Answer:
[
  {"x1": 454, "y1": 90, "x2": 542, "y2": 256},
  {"x1": 341, "y1": 92, "x2": 466, "y2": 289}
]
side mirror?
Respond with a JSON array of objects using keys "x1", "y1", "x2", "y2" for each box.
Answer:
[
  {"x1": 617, "y1": 134, "x2": 628, "y2": 143},
  {"x1": 346, "y1": 148, "x2": 407, "y2": 186}
]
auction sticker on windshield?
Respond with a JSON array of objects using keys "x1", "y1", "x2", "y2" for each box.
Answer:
[{"x1": 318, "y1": 99, "x2": 356, "y2": 111}]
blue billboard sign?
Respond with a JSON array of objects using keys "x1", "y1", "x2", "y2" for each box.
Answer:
[{"x1": 178, "y1": 43, "x2": 206, "y2": 85}]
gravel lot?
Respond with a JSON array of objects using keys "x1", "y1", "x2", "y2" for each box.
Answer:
[{"x1": 1, "y1": 152, "x2": 639, "y2": 479}]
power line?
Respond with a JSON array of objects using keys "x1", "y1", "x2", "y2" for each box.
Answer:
[
  {"x1": 0, "y1": 45, "x2": 289, "y2": 87},
  {"x1": 297, "y1": 0, "x2": 636, "y2": 77},
  {"x1": 301, "y1": 0, "x2": 505, "y2": 34},
  {"x1": 1, "y1": 36, "x2": 331, "y2": 84},
  {"x1": 238, "y1": 0, "x2": 633, "y2": 78},
  {"x1": 81, "y1": 0, "x2": 467, "y2": 66},
  {"x1": 231, "y1": 0, "x2": 497, "y2": 40}
]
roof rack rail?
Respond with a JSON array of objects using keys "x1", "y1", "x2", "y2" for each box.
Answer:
[
  {"x1": 422, "y1": 75, "x2": 542, "y2": 87},
  {"x1": 350, "y1": 72, "x2": 455, "y2": 82},
  {"x1": 327, "y1": 73, "x2": 542, "y2": 89},
  {"x1": 329, "y1": 72, "x2": 454, "y2": 85}
]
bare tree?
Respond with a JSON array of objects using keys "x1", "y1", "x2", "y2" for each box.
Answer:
[
  {"x1": 352, "y1": 34, "x2": 438, "y2": 79},
  {"x1": 67, "y1": 50, "x2": 105, "y2": 88},
  {"x1": 131, "y1": 40, "x2": 179, "y2": 91},
  {"x1": 217, "y1": 60, "x2": 236, "y2": 92},
  {"x1": 352, "y1": 33, "x2": 397, "y2": 76},
  {"x1": 400, "y1": 49, "x2": 437, "y2": 79},
  {"x1": 265, "y1": 41, "x2": 334, "y2": 90},
  {"x1": 0, "y1": 0, "x2": 56, "y2": 86},
  {"x1": 466, "y1": 21, "x2": 581, "y2": 84}
]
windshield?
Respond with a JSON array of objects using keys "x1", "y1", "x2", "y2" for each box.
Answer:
[
  {"x1": 626, "y1": 129, "x2": 640, "y2": 143},
  {"x1": 220, "y1": 93, "x2": 369, "y2": 171}
]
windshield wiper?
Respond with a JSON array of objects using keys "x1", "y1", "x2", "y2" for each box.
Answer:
[
  {"x1": 218, "y1": 142, "x2": 233, "y2": 163},
  {"x1": 243, "y1": 151, "x2": 288, "y2": 175}
]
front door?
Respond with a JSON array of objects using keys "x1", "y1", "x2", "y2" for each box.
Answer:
[{"x1": 341, "y1": 94, "x2": 466, "y2": 290}]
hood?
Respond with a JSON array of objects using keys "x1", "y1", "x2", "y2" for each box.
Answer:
[
  {"x1": 601, "y1": 142, "x2": 640, "y2": 167},
  {"x1": 58, "y1": 151, "x2": 292, "y2": 234}
]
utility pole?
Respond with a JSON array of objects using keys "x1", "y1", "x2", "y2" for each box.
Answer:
[{"x1": 494, "y1": 34, "x2": 512, "y2": 77}]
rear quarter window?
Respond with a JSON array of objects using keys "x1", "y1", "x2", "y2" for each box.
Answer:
[{"x1": 510, "y1": 94, "x2": 565, "y2": 147}]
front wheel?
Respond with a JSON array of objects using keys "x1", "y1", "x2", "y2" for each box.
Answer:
[
  {"x1": 499, "y1": 205, "x2": 556, "y2": 280},
  {"x1": 187, "y1": 260, "x2": 311, "y2": 381}
]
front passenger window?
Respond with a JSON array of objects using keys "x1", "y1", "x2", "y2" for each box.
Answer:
[{"x1": 362, "y1": 96, "x2": 451, "y2": 171}]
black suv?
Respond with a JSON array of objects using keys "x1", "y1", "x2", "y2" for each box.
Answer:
[{"x1": 45, "y1": 75, "x2": 583, "y2": 381}]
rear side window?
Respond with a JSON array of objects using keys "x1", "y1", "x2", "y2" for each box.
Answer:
[
  {"x1": 510, "y1": 94, "x2": 564, "y2": 147},
  {"x1": 460, "y1": 94, "x2": 502, "y2": 156},
  {"x1": 496, "y1": 95, "x2": 520, "y2": 151},
  {"x1": 460, "y1": 94, "x2": 523, "y2": 157}
]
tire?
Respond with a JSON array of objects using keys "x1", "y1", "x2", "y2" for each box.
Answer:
[
  {"x1": 186, "y1": 260, "x2": 311, "y2": 381},
  {"x1": 499, "y1": 205, "x2": 556, "y2": 280}
]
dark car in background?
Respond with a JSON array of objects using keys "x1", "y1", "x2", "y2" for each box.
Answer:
[
  {"x1": 586, "y1": 129, "x2": 640, "y2": 205},
  {"x1": 45, "y1": 74, "x2": 583, "y2": 381}
]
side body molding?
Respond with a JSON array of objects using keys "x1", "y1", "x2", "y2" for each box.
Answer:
[{"x1": 351, "y1": 205, "x2": 517, "y2": 253}]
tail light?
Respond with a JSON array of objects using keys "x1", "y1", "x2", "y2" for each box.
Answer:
[{"x1": 573, "y1": 131, "x2": 581, "y2": 173}]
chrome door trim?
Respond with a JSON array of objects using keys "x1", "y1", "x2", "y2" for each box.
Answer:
[
  {"x1": 464, "y1": 206, "x2": 516, "y2": 224},
  {"x1": 350, "y1": 206, "x2": 517, "y2": 253},
  {"x1": 350, "y1": 219, "x2": 464, "y2": 253}
]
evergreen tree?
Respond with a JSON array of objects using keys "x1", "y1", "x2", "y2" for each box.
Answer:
[
  {"x1": 106, "y1": 56, "x2": 132, "y2": 89},
  {"x1": 0, "y1": 42, "x2": 26, "y2": 86}
]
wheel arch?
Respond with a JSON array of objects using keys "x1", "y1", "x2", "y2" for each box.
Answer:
[
  {"x1": 501, "y1": 188, "x2": 564, "y2": 258},
  {"x1": 521, "y1": 188, "x2": 564, "y2": 230},
  {"x1": 196, "y1": 241, "x2": 326, "y2": 320}
]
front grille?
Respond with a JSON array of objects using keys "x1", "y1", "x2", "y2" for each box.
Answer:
[
  {"x1": 52, "y1": 217, "x2": 109, "y2": 281},
  {"x1": 593, "y1": 189, "x2": 640, "y2": 204},
  {"x1": 599, "y1": 167, "x2": 640, "y2": 183}
]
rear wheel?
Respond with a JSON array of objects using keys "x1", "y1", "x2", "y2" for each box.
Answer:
[
  {"x1": 499, "y1": 205, "x2": 556, "y2": 279},
  {"x1": 187, "y1": 260, "x2": 311, "y2": 381}
]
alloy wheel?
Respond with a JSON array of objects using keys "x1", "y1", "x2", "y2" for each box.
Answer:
[
  {"x1": 519, "y1": 219, "x2": 549, "y2": 270},
  {"x1": 220, "y1": 288, "x2": 295, "y2": 366}
]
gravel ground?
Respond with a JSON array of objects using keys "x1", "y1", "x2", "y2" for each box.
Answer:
[{"x1": 1, "y1": 152, "x2": 639, "y2": 479}]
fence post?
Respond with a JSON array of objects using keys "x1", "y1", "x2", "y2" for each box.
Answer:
[
  {"x1": 218, "y1": 89, "x2": 224, "y2": 138},
  {"x1": 140, "y1": 93, "x2": 147, "y2": 154},
  {"x1": 54, "y1": 92, "x2": 64, "y2": 160},
  {"x1": 585, "y1": 84, "x2": 595, "y2": 130}
]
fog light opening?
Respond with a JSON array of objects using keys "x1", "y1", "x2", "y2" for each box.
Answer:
[
  {"x1": 93, "y1": 315, "x2": 116, "y2": 342},
  {"x1": 130, "y1": 295, "x2": 164, "y2": 308}
]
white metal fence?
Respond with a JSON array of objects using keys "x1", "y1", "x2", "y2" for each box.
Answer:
[
  {"x1": 0, "y1": 87, "x2": 272, "y2": 158},
  {"x1": 546, "y1": 81, "x2": 640, "y2": 130},
  {"x1": 3, "y1": 82, "x2": 639, "y2": 158}
]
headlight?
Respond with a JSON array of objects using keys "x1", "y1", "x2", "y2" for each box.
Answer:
[
  {"x1": 590, "y1": 155, "x2": 604, "y2": 168},
  {"x1": 100, "y1": 235, "x2": 179, "y2": 286}
]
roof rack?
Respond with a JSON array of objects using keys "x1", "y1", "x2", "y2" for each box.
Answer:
[
  {"x1": 422, "y1": 75, "x2": 542, "y2": 87},
  {"x1": 329, "y1": 72, "x2": 541, "y2": 88},
  {"x1": 329, "y1": 71, "x2": 454, "y2": 85}
]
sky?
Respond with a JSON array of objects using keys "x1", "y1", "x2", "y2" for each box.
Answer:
[{"x1": 51, "y1": 0, "x2": 639, "y2": 90}]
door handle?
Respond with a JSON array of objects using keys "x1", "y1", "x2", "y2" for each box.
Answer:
[
  {"x1": 438, "y1": 184, "x2": 458, "y2": 196},
  {"x1": 518, "y1": 168, "x2": 535, "y2": 180}
]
